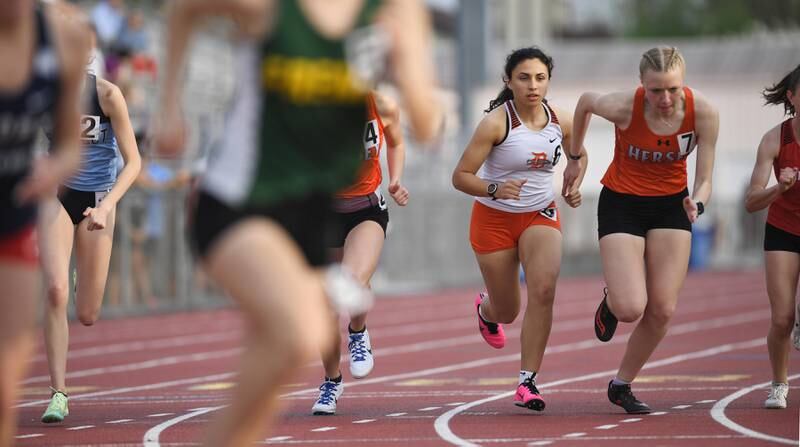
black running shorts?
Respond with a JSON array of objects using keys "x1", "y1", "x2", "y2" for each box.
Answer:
[
  {"x1": 597, "y1": 186, "x2": 691, "y2": 239},
  {"x1": 190, "y1": 190, "x2": 334, "y2": 267},
  {"x1": 58, "y1": 187, "x2": 109, "y2": 225},
  {"x1": 329, "y1": 203, "x2": 389, "y2": 248},
  {"x1": 764, "y1": 222, "x2": 800, "y2": 253}
]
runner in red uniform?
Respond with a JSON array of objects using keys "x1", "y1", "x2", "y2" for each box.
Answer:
[{"x1": 745, "y1": 63, "x2": 800, "y2": 409}]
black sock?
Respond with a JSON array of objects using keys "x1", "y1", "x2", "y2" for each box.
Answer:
[
  {"x1": 348, "y1": 324, "x2": 366, "y2": 334},
  {"x1": 325, "y1": 374, "x2": 343, "y2": 383}
]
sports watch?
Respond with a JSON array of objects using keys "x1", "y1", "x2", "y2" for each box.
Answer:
[
  {"x1": 487, "y1": 182, "x2": 498, "y2": 200},
  {"x1": 696, "y1": 201, "x2": 704, "y2": 216}
]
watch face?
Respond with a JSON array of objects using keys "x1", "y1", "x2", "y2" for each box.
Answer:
[{"x1": 488, "y1": 183, "x2": 497, "y2": 194}]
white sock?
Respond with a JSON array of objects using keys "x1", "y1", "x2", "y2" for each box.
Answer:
[
  {"x1": 519, "y1": 370, "x2": 536, "y2": 385},
  {"x1": 611, "y1": 377, "x2": 630, "y2": 386}
]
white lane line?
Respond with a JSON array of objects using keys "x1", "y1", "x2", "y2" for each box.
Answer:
[
  {"x1": 265, "y1": 436, "x2": 292, "y2": 441},
  {"x1": 18, "y1": 372, "x2": 235, "y2": 408},
  {"x1": 15, "y1": 434, "x2": 44, "y2": 439},
  {"x1": 419, "y1": 406, "x2": 442, "y2": 411},
  {"x1": 672, "y1": 404, "x2": 692, "y2": 409},
  {"x1": 352, "y1": 419, "x2": 376, "y2": 424},
  {"x1": 24, "y1": 348, "x2": 241, "y2": 384},
  {"x1": 650, "y1": 411, "x2": 668, "y2": 416},
  {"x1": 310, "y1": 427, "x2": 337, "y2": 432},
  {"x1": 446, "y1": 402, "x2": 467, "y2": 406},
  {"x1": 695, "y1": 399, "x2": 716, "y2": 404},
  {"x1": 144, "y1": 407, "x2": 223, "y2": 446},
  {"x1": 434, "y1": 337, "x2": 764, "y2": 447},
  {"x1": 563, "y1": 432, "x2": 587, "y2": 438},
  {"x1": 595, "y1": 424, "x2": 618, "y2": 430},
  {"x1": 66, "y1": 425, "x2": 95, "y2": 431},
  {"x1": 710, "y1": 373, "x2": 800, "y2": 446},
  {"x1": 386, "y1": 412, "x2": 407, "y2": 417},
  {"x1": 147, "y1": 412, "x2": 175, "y2": 417},
  {"x1": 145, "y1": 309, "x2": 770, "y2": 447},
  {"x1": 106, "y1": 419, "x2": 134, "y2": 424},
  {"x1": 620, "y1": 418, "x2": 642, "y2": 423},
  {"x1": 30, "y1": 331, "x2": 239, "y2": 364},
  {"x1": 527, "y1": 441, "x2": 553, "y2": 446}
]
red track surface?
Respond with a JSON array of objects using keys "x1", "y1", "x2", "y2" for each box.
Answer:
[{"x1": 14, "y1": 270, "x2": 800, "y2": 446}]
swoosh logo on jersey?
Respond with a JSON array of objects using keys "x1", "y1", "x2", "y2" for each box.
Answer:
[{"x1": 549, "y1": 138, "x2": 557, "y2": 143}]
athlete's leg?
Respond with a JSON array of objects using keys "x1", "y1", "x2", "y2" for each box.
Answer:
[
  {"x1": 38, "y1": 198, "x2": 76, "y2": 393},
  {"x1": 341, "y1": 220, "x2": 384, "y2": 331},
  {"x1": 202, "y1": 218, "x2": 333, "y2": 447},
  {"x1": 765, "y1": 251, "x2": 800, "y2": 384},
  {"x1": 321, "y1": 247, "x2": 344, "y2": 380},
  {"x1": 0, "y1": 262, "x2": 39, "y2": 443},
  {"x1": 518, "y1": 225, "x2": 561, "y2": 373},
  {"x1": 617, "y1": 229, "x2": 690, "y2": 381},
  {"x1": 72, "y1": 206, "x2": 116, "y2": 325},
  {"x1": 475, "y1": 247, "x2": 521, "y2": 324},
  {"x1": 599, "y1": 234, "x2": 647, "y2": 322}
]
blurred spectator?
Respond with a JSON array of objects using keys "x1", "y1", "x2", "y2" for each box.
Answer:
[
  {"x1": 90, "y1": 0, "x2": 125, "y2": 49},
  {"x1": 128, "y1": 157, "x2": 190, "y2": 308},
  {"x1": 116, "y1": 10, "x2": 149, "y2": 54},
  {"x1": 86, "y1": 23, "x2": 106, "y2": 78}
]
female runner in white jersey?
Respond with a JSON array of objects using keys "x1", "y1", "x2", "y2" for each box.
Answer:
[{"x1": 453, "y1": 47, "x2": 587, "y2": 411}]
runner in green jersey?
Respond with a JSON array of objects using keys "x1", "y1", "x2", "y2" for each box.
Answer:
[{"x1": 155, "y1": 1, "x2": 441, "y2": 445}]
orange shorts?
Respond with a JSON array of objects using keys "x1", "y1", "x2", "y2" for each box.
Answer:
[
  {"x1": 469, "y1": 201, "x2": 561, "y2": 254},
  {"x1": 0, "y1": 225, "x2": 38, "y2": 266}
]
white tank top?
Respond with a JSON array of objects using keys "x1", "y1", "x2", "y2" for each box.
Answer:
[{"x1": 476, "y1": 100, "x2": 563, "y2": 213}]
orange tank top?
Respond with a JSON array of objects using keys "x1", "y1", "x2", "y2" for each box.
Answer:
[
  {"x1": 767, "y1": 118, "x2": 800, "y2": 236},
  {"x1": 337, "y1": 94, "x2": 385, "y2": 198},
  {"x1": 601, "y1": 87, "x2": 697, "y2": 196}
]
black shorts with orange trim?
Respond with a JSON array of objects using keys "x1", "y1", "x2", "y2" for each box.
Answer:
[
  {"x1": 329, "y1": 204, "x2": 389, "y2": 249},
  {"x1": 597, "y1": 186, "x2": 691, "y2": 239}
]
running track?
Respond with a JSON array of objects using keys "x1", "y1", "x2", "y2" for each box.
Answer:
[{"x1": 14, "y1": 269, "x2": 800, "y2": 446}]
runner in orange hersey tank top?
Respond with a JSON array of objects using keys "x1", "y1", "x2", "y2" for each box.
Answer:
[
  {"x1": 601, "y1": 86, "x2": 697, "y2": 196},
  {"x1": 337, "y1": 93, "x2": 385, "y2": 198}
]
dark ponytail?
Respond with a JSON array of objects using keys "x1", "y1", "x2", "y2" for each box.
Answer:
[
  {"x1": 763, "y1": 63, "x2": 800, "y2": 116},
  {"x1": 485, "y1": 47, "x2": 554, "y2": 113}
]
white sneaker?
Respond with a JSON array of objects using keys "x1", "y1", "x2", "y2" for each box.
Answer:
[
  {"x1": 764, "y1": 382, "x2": 788, "y2": 409},
  {"x1": 792, "y1": 304, "x2": 800, "y2": 351},
  {"x1": 325, "y1": 264, "x2": 373, "y2": 316},
  {"x1": 311, "y1": 378, "x2": 344, "y2": 415},
  {"x1": 348, "y1": 328, "x2": 374, "y2": 379}
]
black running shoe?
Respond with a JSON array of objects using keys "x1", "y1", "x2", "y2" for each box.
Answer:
[
  {"x1": 594, "y1": 288, "x2": 618, "y2": 342},
  {"x1": 607, "y1": 381, "x2": 652, "y2": 414}
]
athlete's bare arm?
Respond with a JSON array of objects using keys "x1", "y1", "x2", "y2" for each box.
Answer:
[
  {"x1": 377, "y1": 0, "x2": 442, "y2": 143},
  {"x1": 156, "y1": 0, "x2": 275, "y2": 156},
  {"x1": 375, "y1": 92, "x2": 408, "y2": 206},
  {"x1": 452, "y1": 108, "x2": 526, "y2": 200},
  {"x1": 689, "y1": 92, "x2": 719, "y2": 207},
  {"x1": 85, "y1": 78, "x2": 142, "y2": 231},
  {"x1": 553, "y1": 104, "x2": 587, "y2": 208},
  {"x1": 16, "y1": 1, "x2": 88, "y2": 203},
  {"x1": 745, "y1": 124, "x2": 796, "y2": 212}
]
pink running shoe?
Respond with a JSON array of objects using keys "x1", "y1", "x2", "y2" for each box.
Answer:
[
  {"x1": 514, "y1": 378, "x2": 546, "y2": 411},
  {"x1": 475, "y1": 293, "x2": 505, "y2": 349}
]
